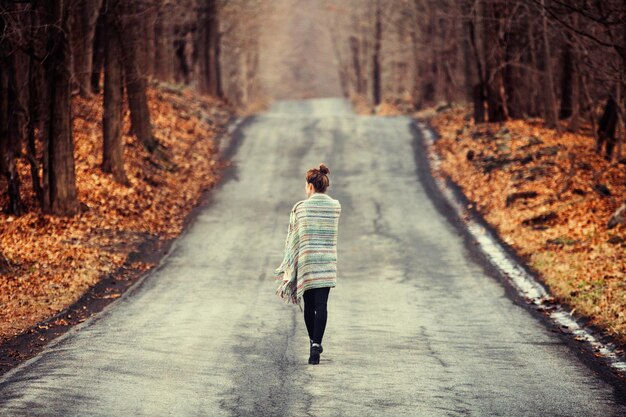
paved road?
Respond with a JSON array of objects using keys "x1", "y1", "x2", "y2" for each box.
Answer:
[{"x1": 0, "y1": 99, "x2": 625, "y2": 416}]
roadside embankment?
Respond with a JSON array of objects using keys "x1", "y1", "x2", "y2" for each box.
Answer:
[
  {"x1": 0, "y1": 83, "x2": 232, "y2": 349},
  {"x1": 428, "y1": 107, "x2": 626, "y2": 346}
]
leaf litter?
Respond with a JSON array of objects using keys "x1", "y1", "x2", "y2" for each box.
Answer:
[
  {"x1": 430, "y1": 108, "x2": 626, "y2": 346},
  {"x1": 0, "y1": 83, "x2": 232, "y2": 342}
]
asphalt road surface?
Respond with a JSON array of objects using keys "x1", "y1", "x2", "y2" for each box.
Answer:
[{"x1": 0, "y1": 99, "x2": 625, "y2": 416}]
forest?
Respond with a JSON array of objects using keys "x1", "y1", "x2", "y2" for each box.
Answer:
[
  {"x1": 0, "y1": 0, "x2": 262, "y2": 218},
  {"x1": 1, "y1": 0, "x2": 625, "y2": 221},
  {"x1": 329, "y1": 0, "x2": 625, "y2": 149}
]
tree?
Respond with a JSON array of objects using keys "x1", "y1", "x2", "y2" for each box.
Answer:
[
  {"x1": 538, "y1": 0, "x2": 560, "y2": 132},
  {"x1": 0, "y1": 19, "x2": 23, "y2": 216},
  {"x1": 371, "y1": 0, "x2": 382, "y2": 106},
  {"x1": 349, "y1": 35, "x2": 365, "y2": 96},
  {"x1": 466, "y1": 0, "x2": 487, "y2": 123},
  {"x1": 70, "y1": 0, "x2": 103, "y2": 97},
  {"x1": 154, "y1": 2, "x2": 175, "y2": 83},
  {"x1": 482, "y1": 0, "x2": 506, "y2": 122},
  {"x1": 117, "y1": 1, "x2": 164, "y2": 156},
  {"x1": 597, "y1": 97, "x2": 619, "y2": 160},
  {"x1": 102, "y1": 0, "x2": 127, "y2": 184},
  {"x1": 90, "y1": 3, "x2": 106, "y2": 93},
  {"x1": 196, "y1": 0, "x2": 221, "y2": 97},
  {"x1": 42, "y1": 0, "x2": 79, "y2": 215}
]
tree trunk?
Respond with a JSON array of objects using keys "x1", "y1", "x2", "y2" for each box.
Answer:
[
  {"x1": 215, "y1": 31, "x2": 223, "y2": 98},
  {"x1": 568, "y1": 65, "x2": 581, "y2": 131},
  {"x1": 460, "y1": 0, "x2": 475, "y2": 103},
  {"x1": 597, "y1": 97, "x2": 618, "y2": 160},
  {"x1": 437, "y1": 14, "x2": 451, "y2": 103},
  {"x1": 419, "y1": 19, "x2": 436, "y2": 106},
  {"x1": 559, "y1": 42, "x2": 573, "y2": 119},
  {"x1": 526, "y1": 20, "x2": 541, "y2": 117},
  {"x1": 616, "y1": 84, "x2": 623, "y2": 161},
  {"x1": 410, "y1": 25, "x2": 420, "y2": 108},
  {"x1": 539, "y1": 0, "x2": 560, "y2": 132},
  {"x1": 174, "y1": 24, "x2": 191, "y2": 84},
  {"x1": 467, "y1": 0, "x2": 486, "y2": 123},
  {"x1": 143, "y1": 2, "x2": 156, "y2": 77},
  {"x1": 328, "y1": 24, "x2": 349, "y2": 97},
  {"x1": 349, "y1": 35, "x2": 364, "y2": 95},
  {"x1": 90, "y1": 4, "x2": 106, "y2": 94},
  {"x1": 622, "y1": 0, "x2": 626, "y2": 159},
  {"x1": 43, "y1": 0, "x2": 79, "y2": 216},
  {"x1": 71, "y1": 0, "x2": 104, "y2": 97},
  {"x1": 0, "y1": 37, "x2": 24, "y2": 216},
  {"x1": 472, "y1": 84, "x2": 485, "y2": 123},
  {"x1": 372, "y1": 0, "x2": 382, "y2": 106},
  {"x1": 504, "y1": 17, "x2": 523, "y2": 119},
  {"x1": 154, "y1": 4, "x2": 174, "y2": 82},
  {"x1": 7, "y1": 51, "x2": 27, "y2": 215},
  {"x1": 482, "y1": 1, "x2": 506, "y2": 122},
  {"x1": 196, "y1": 0, "x2": 221, "y2": 97},
  {"x1": 118, "y1": 1, "x2": 161, "y2": 154},
  {"x1": 12, "y1": 49, "x2": 28, "y2": 153},
  {"x1": 102, "y1": 9, "x2": 127, "y2": 185},
  {"x1": 27, "y1": 4, "x2": 44, "y2": 205},
  {"x1": 27, "y1": 63, "x2": 43, "y2": 204}
]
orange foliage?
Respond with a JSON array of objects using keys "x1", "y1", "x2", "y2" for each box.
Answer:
[
  {"x1": 431, "y1": 108, "x2": 626, "y2": 344},
  {"x1": 0, "y1": 85, "x2": 231, "y2": 341}
]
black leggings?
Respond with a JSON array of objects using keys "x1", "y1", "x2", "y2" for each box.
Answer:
[{"x1": 303, "y1": 287, "x2": 331, "y2": 345}]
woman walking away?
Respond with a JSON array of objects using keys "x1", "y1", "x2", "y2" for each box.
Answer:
[{"x1": 274, "y1": 163, "x2": 341, "y2": 365}]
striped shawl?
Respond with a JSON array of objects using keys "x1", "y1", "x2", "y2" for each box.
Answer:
[{"x1": 275, "y1": 192, "x2": 341, "y2": 306}]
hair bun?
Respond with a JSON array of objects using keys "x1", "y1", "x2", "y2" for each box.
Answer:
[{"x1": 319, "y1": 163, "x2": 330, "y2": 175}]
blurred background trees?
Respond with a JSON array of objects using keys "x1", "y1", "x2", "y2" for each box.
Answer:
[
  {"x1": 325, "y1": 0, "x2": 626, "y2": 159},
  {"x1": 0, "y1": 0, "x2": 263, "y2": 218}
]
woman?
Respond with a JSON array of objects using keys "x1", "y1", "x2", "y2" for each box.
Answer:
[{"x1": 274, "y1": 163, "x2": 341, "y2": 365}]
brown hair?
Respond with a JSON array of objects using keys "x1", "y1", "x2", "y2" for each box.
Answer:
[{"x1": 306, "y1": 163, "x2": 330, "y2": 193}]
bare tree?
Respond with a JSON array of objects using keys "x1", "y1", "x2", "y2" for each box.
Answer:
[
  {"x1": 42, "y1": 0, "x2": 79, "y2": 215},
  {"x1": 102, "y1": 0, "x2": 127, "y2": 184},
  {"x1": 372, "y1": 0, "x2": 382, "y2": 106},
  {"x1": 0, "y1": 17, "x2": 23, "y2": 215},
  {"x1": 70, "y1": 0, "x2": 104, "y2": 97},
  {"x1": 196, "y1": 0, "x2": 222, "y2": 97},
  {"x1": 539, "y1": 0, "x2": 560, "y2": 131},
  {"x1": 118, "y1": 1, "x2": 164, "y2": 156}
]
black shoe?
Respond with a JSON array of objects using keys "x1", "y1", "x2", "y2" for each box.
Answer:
[
  {"x1": 308, "y1": 344, "x2": 322, "y2": 365},
  {"x1": 309, "y1": 340, "x2": 323, "y2": 354}
]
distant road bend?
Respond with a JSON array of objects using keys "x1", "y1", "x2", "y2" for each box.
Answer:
[{"x1": 0, "y1": 98, "x2": 624, "y2": 416}]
